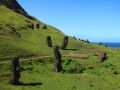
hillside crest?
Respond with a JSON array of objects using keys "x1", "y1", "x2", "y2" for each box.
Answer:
[{"x1": 0, "y1": 0, "x2": 34, "y2": 19}]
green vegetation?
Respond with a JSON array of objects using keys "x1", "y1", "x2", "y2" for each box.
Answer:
[
  {"x1": 0, "y1": 4, "x2": 105, "y2": 60},
  {"x1": 0, "y1": 0, "x2": 120, "y2": 90},
  {"x1": 1, "y1": 53, "x2": 120, "y2": 90}
]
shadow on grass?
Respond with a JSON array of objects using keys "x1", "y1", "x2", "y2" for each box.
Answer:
[
  {"x1": 19, "y1": 82, "x2": 43, "y2": 86},
  {"x1": 65, "y1": 49, "x2": 78, "y2": 51}
]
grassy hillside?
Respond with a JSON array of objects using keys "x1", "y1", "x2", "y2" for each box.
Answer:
[
  {"x1": 1, "y1": 1, "x2": 120, "y2": 90},
  {"x1": 0, "y1": 4, "x2": 105, "y2": 60},
  {"x1": 1, "y1": 50, "x2": 120, "y2": 90},
  {"x1": 0, "y1": 0, "x2": 34, "y2": 19}
]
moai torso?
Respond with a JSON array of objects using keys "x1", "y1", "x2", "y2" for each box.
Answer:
[
  {"x1": 46, "y1": 36, "x2": 52, "y2": 47},
  {"x1": 11, "y1": 56, "x2": 20, "y2": 85},
  {"x1": 54, "y1": 46, "x2": 62, "y2": 72},
  {"x1": 99, "y1": 52, "x2": 107, "y2": 62},
  {"x1": 61, "y1": 36, "x2": 68, "y2": 50},
  {"x1": 36, "y1": 23, "x2": 40, "y2": 29}
]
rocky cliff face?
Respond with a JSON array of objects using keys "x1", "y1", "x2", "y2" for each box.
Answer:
[{"x1": 0, "y1": 0, "x2": 34, "y2": 20}]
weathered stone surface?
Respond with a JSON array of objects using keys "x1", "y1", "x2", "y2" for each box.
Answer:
[
  {"x1": 11, "y1": 56, "x2": 20, "y2": 85},
  {"x1": 36, "y1": 23, "x2": 40, "y2": 29},
  {"x1": 42, "y1": 25, "x2": 47, "y2": 29},
  {"x1": 54, "y1": 46, "x2": 62, "y2": 72},
  {"x1": 98, "y1": 52, "x2": 107, "y2": 62},
  {"x1": 28, "y1": 23, "x2": 34, "y2": 29},
  {"x1": 31, "y1": 23, "x2": 34, "y2": 29},
  {"x1": 46, "y1": 36, "x2": 52, "y2": 47},
  {"x1": 61, "y1": 36, "x2": 68, "y2": 50}
]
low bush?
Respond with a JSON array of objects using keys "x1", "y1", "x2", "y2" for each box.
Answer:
[{"x1": 63, "y1": 59, "x2": 86, "y2": 74}]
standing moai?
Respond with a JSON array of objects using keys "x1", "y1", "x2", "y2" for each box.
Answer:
[
  {"x1": 54, "y1": 46, "x2": 62, "y2": 72},
  {"x1": 46, "y1": 36, "x2": 52, "y2": 47},
  {"x1": 42, "y1": 25, "x2": 47, "y2": 29},
  {"x1": 31, "y1": 23, "x2": 34, "y2": 29},
  {"x1": 11, "y1": 56, "x2": 20, "y2": 85},
  {"x1": 36, "y1": 23, "x2": 40, "y2": 29},
  {"x1": 99, "y1": 42, "x2": 103, "y2": 46},
  {"x1": 86, "y1": 39, "x2": 90, "y2": 43},
  {"x1": 105, "y1": 44, "x2": 108, "y2": 47},
  {"x1": 98, "y1": 52, "x2": 107, "y2": 62},
  {"x1": 61, "y1": 36, "x2": 68, "y2": 50}
]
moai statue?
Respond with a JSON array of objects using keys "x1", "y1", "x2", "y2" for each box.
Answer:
[
  {"x1": 11, "y1": 56, "x2": 20, "y2": 85},
  {"x1": 31, "y1": 23, "x2": 34, "y2": 29},
  {"x1": 99, "y1": 42, "x2": 102, "y2": 46},
  {"x1": 36, "y1": 23, "x2": 40, "y2": 29},
  {"x1": 28, "y1": 24, "x2": 31, "y2": 28},
  {"x1": 54, "y1": 46, "x2": 62, "y2": 72},
  {"x1": 98, "y1": 52, "x2": 107, "y2": 62},
  {"x1": 105, "y1": 44, "x2": 108, "y2": 47},
  {"x1": 42, "y1": 25, "x2": 47, "y2": 29},
  {"x1": 86, "y1": 39, "x2": 90, "y2": 43},
  {"x1": 61, "y1": 36, "x2": 68, "y2": 50},
  {"x1": 46, "y1": 36, "x2": 52, "y2": 47}
]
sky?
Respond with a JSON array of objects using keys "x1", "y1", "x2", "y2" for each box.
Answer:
[{"x1": 17, "y1": 0, "x2": 120, "y2": 42}]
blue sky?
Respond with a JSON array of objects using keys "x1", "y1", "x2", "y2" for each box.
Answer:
[{"x1": 17, "y1": 0, "x2": 120, "y2": 42}]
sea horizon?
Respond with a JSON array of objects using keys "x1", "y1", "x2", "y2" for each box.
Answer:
[{"x1": 92, "y1": 42, "x2": 120, "y2": 48}]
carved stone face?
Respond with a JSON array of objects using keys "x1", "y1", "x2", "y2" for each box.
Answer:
[
  {"x1": 54, "y1": 46, "x2": 59, "y2": 51},
  {"x1": 64, "y1": 37, "x2": 68, "y2": 43},
  {"x1": 61, "y1": 36, "x2": 68, "y2": 50},
  {"x1": 11, "y1": 56, "x2": 20, "y2": 85},
  {"x1": 47, "y1": 36, "x2": 51, "y2": 40},
  {"x1": 46, "y1": 36, "x2": 52, "y2": 47},
  {"x1": 13, "y1": 56, "x2": 19, "y2": 65}
]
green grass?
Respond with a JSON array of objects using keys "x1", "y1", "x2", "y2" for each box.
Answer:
[
  {"x1": 0, "y1": 4, "x2": 106, "y2": 60},
  {"x1": 1, "y1": 53, "x2": 120, "y2": 90},
  {"x1": 1, "y1": 2, "x2": 120, "y2": 90}
]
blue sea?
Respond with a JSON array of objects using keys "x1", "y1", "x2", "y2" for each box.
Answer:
[{"x1": 93, "y1": 42, "x2": 120, "y2": 48}]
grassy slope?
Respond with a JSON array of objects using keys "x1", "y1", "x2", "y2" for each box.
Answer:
[
  {"x1": 1, "y1": 4, "x2": 120, "y2": 90},
  {"x1": 0, "y1": 5, "x2": 105, "y2": 60},
  {"x1": 1, "y1": 52, "x2": 120, "y2": 90}
]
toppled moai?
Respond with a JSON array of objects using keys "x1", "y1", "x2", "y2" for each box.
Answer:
[
  {"x1": 98, "y1": 52, "x2": 107, "y2": 62},
  {"x1": 11, "y1": 56, "x2": 20, "y2": 85},
  {"x1": 42, "y1": 25, "x2": 47, "y2": 29},
  {"x1": 54, "y1": 46, "x2": 62, "y2": 72},
  {"x1": 61, "y1": 36, "x2": 68, "y2": 50},
  {"x1": 36, "y1": 23, "x2": 40, "y2": 29},
  {"x1": 46, "y1": 36, "x2": 52, "y2": 47}
]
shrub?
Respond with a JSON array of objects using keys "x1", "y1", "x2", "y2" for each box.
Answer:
[{"x1": 63, "y1": 59, "x2": 86, "y2": 74}]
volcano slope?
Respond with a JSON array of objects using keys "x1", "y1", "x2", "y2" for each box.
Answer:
[{"x1": 1, "y1": 0, "x2": 120, "y2": 90}]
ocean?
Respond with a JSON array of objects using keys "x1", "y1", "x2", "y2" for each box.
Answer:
[{"x1": 92, "y1": 42, "x2": 120, "y2": 48}]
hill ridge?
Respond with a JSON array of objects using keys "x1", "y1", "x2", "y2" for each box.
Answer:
[
  {"x1": 0, "y1": 0, "x2": 105, "y2": 60},
  {"x1": 0, "y1": 0, "x2": 34, "y2": 19}
]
